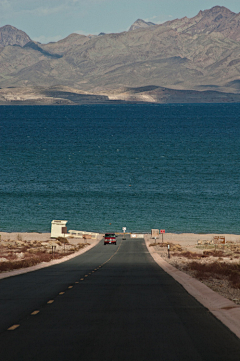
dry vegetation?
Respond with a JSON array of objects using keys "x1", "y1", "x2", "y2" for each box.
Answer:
[
  {"x1": 149, "y1": 242, "x2": 183, "y2": 252},
  {"x1": 151, "y1": 240, "x2": 240, "y2": 304},
  {"x1": 184, "y1": 261, "x2": 240, "y2": 289},
  {"x1": 0, "y1": 235, "x2": 89, "y2": 273}
]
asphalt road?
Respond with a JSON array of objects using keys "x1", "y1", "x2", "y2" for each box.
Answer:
[{"x1": 1, "y1": 236, "x2": 240, "y2": 361}]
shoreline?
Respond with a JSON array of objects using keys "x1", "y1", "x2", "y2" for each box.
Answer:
[{"x1": 1, "y1": 231, "x2": 240, "y2": 244}]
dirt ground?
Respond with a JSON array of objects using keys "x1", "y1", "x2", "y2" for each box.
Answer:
[
  {"x1": 145, "y1": 233, "x2": 240, "y2": 305},
  {"x1": 0, "y1": 232, "x2": 103, "y2": 273}
]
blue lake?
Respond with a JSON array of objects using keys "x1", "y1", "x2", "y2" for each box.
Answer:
[{"x1": 1, "y1": 103, "x2": 240, "y2": 234}]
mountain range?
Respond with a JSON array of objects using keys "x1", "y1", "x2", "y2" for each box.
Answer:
[{"x1": 1, "y1": 6, "x2": 240, "y2": 104}]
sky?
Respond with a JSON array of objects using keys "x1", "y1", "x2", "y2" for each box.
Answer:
[{"x1": 1, "y1": 0, "x2": 240, "y2": 44}]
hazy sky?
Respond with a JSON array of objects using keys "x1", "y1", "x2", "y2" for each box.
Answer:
[{"x1": 1, "y1": 0, "x2": 240, "y2": 44}]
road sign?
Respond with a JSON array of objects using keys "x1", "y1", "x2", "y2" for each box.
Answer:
[
  {"x1": 122, "y1": 227, "x2": 126, "y2": 233},
  {"x1": 213, "y1": 236, "x2": 225, "y2": 244},
  {"x1": 160, "y1": 229, "x2": 165, "y2": 243}
]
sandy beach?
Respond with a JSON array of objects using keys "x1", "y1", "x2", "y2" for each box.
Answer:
[
  {"x1": 145, "y1": 232, "x2": 240, "y2": 248},
  {"x1": 0, "y1": 232, "x2": 52, "y2": 242},
  {"x1": 1, "y1": 231, "x2": 239, "y2": 244},
  {"x1": 0, "y1": 231, "x2": 103, "y2": 245}
]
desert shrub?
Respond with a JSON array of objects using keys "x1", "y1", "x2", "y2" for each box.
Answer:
[
  {"x1": 0, "y1": 241, "x2": 88, "y2": 273},
  {"x1": 172, "y1": 251, "x2": 202, "y2": 259},
  {"x1": 149, "y1": 242, "x2": 182, "y2": 251},
  {"x1": 202, "y1": 250, "x2": 230, "y2": 257},
  {"x1": 17, "y1": 234, "x2": 22, "y2": 241},
  {"x1": 0, "y1": 254, "x2": 54, "y2": 272},
  {"x1": 57, "y1": 237, "x2": 69, "y2": 244},
  {"x1": 184, "y1": 261, "x2": 240, "y2": 288},
  {"x1": 77, "y1": 243, "x2": 89, "y2": 249},
  {"x1": 6, "y1": 252, "x2": 18, "y2": 261},
  {"x1": 19, "y1": 246, "x2": 30, "y2": 252}
]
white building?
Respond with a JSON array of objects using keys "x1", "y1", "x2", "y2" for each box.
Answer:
[{"x1": 51, "y1": 220, "x2": 68, "y2": 238}]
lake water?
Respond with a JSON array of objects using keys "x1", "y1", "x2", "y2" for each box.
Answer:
[{"x1": 1, "y1": 103, "x2": 240, "y2": 234}]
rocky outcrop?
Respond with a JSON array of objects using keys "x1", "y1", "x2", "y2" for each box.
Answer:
[
  {"x1": 0, "y1": 25, "x2": 31, "y2": 47},
  {"x1": 165, "y1": 6, "x2": 240, "y2": 40},
  {"x1": 129, "y1": 19, "x2": 155, "y2": 31}
]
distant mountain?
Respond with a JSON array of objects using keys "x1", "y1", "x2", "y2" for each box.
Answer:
[
  {"x1": 164, "y1": 6, "x2": 240, "y2": 40},
  {"x1": 23, "y1": 41, "x2": 62, "y2": 59},
  {"x1": 0, "y1": 25, "x2": 31, "y2": 47},
  {"x1": 1, "y1": 6, "x2": 240, "y2": 104},
  {"x1": 129, "y1": 19, "x2": 155, "y2": 31}
]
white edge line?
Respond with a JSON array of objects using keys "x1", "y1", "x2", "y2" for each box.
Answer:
[{"x1": 145, "y1": 237, "x2": 240, "y2": 339}]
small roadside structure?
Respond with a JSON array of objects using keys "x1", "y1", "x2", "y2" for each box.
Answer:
[
  {"x1": 51, "y1": 220, "x2": 68, "y2": 238},
  {"x1": 151, "y1": 229, "x2": 159, "y2": 237}
]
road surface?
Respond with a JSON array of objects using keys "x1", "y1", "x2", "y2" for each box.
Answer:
[{"x1": 1, "y1": 236, "x2": 240, "y2": 360}]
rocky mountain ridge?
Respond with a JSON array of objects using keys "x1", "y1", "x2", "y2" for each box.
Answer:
[
  {"x1": 1, "y1": 6, "x2": 240, "y2": 104},
  {"x1": 0, "y1": 25, "x2": 31, "y2": 47},
  {"x1": 129, "y1": 19, "x2": 155, "y2": 31},
  {"x1": 165, "y1": 6, "x2": 240, "y2": 41}
]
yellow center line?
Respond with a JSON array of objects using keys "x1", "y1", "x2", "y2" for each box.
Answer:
[
  {"x1": 31, "y1": 310, "x2": 40, "y2": 315},
  {"x1": 8, "y1": 325, "x2": 20, "y2": 331},
  {"x1": 5, "y1": 239, "x2": 122, "y2": 334}
]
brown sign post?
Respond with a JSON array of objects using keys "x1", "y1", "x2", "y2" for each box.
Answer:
[{"x1": 61, "y1": 227, "x2": 68, "y2": 252}]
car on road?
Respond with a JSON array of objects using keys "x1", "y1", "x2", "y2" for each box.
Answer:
[{"x1": 104, "y1": 233, "x2": 117, "y2": 245}]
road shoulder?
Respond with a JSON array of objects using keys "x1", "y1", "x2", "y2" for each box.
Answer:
[{"x1": 145, "y1": 237, "x2": 240, "y2": 339}]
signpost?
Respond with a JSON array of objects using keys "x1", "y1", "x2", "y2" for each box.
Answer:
[
  {"x1": 160, "y1": 229, "x2": 165, "y2": 243},
  {"x1": 213, "y1": 236, "x2": 225, "y2": 252},
  {"x1": 62, "y1": 226, "x2": 68, "y2": 252}
]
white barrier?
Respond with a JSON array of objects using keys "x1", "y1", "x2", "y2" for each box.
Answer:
[
  {"x1": 68, "y1": 230, "x2": 99, "y2": 239},
  {"x1": 131, "y1": 234, "x2": 145, "y2": 238}
]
